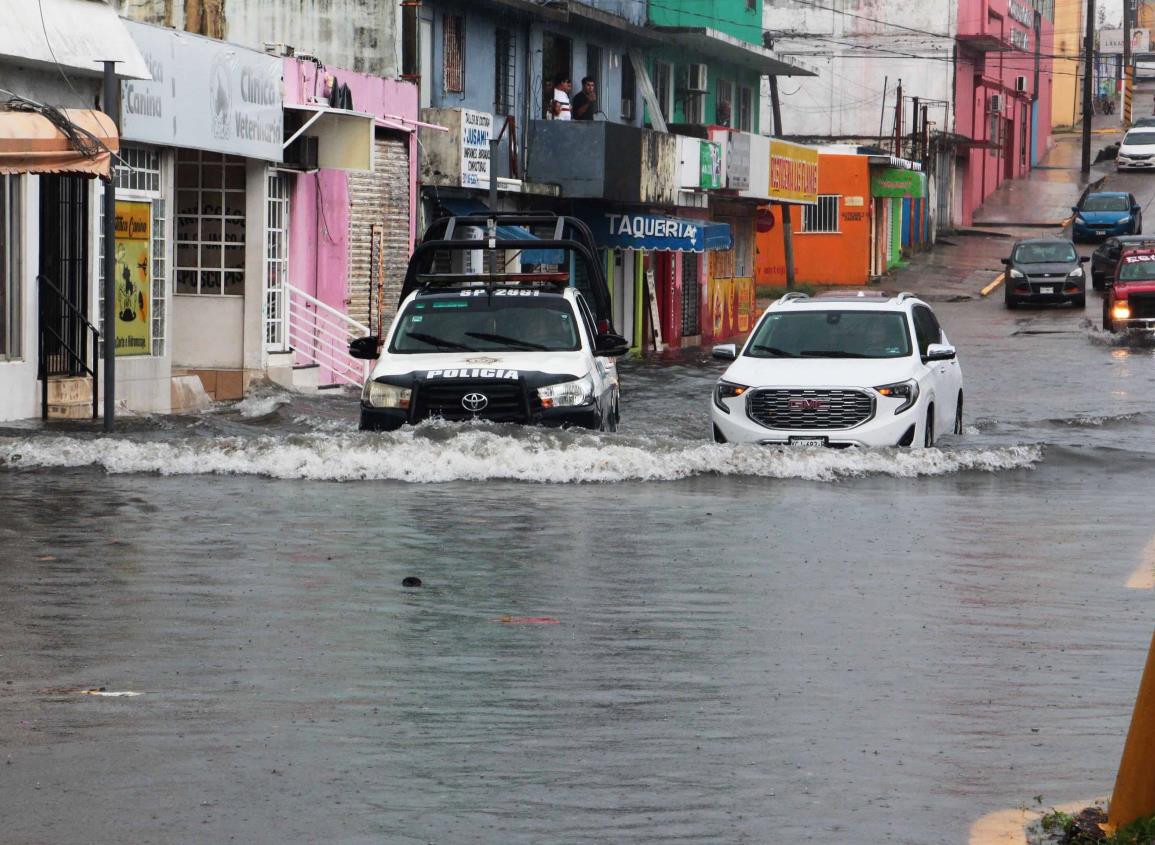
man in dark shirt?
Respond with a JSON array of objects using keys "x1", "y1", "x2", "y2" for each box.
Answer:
[{"x1": 572, "y1": 77, "x2": 597, "y2": 121}]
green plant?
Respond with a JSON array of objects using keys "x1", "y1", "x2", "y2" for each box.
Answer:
[
  {"x1": 1041, "y1": 809, "x2": 1075, "y2": 835},
  {"x1": 1112, "y1": 813, "x2": 1155, "y2": 845}
]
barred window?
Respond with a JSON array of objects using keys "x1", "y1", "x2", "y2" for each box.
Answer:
[
  {"x1": 681, "y1": 255, "x2": 700, "y2": 337},
  {"x1": 800, "y1": 195, "x2": 840, "y2": 234},
  {"x1": 494, "y1": 28, "x2": 515, "y2": 114},
  {"x1": 443, "y1": 15, "x2": 465, "y2": 94},
  {"x1": 115, "y1": 144, "x2": 161, "y2": 192},
  {"x1": 175, "y1": 150, "x2": 247, "y2": 296},
  {"x1": 737, "y1": 85, "x2": 753, "y2": 132}
]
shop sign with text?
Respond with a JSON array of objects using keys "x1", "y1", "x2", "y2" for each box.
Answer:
[
  {"x1": 870, "y1": 168, "x2": 925, "y2": 199},
  {"x1": 114, "y1": 201, "x2": 151, "y2": 356},
  {"x1": 768, "y1": 140, "x2": 819, "y2": 204}
]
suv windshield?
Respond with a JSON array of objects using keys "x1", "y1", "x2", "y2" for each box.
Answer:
[
  {"x1": 1119, "y1": 258, "x2": 1155, "y2": 282},
  {"x1": 745, "y1": 310, "x2": 912, "y2": 359},
  {"x1": 1013, "y1": 242, "x2": 1077, "y2": 263},
  {"x1": 389, "y1": 292, "x2": 581, "y2": 353},
  {"x1": 1125, "y1": 131, "x2": 1155, "y2": 147},
  {"x1": 1081, "y1": 195, "x2": 1129, "y2": 212}
]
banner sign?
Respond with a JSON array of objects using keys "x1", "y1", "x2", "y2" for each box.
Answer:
[
  {"x1": 584, "y1": 212, "x2": 732, "y2": 253},
  {"x1": 726, "y1": 131, "x2": 751, "y2": 191},
  {"x1": 768, "y1": 139, "x2": 819, "y2": 204},
  {"x1": 871, "y1": 168, "x2": 926, "y2": 198},
  {"x1": 699, "y1": 141, "x2": 723, "y2": 189},
  {"x1": 114, "y1": 201, "x2": 151, "y2": 357},
  {"x1": 1102, "y1": 29, "x2": 1125, "y2": 54},
  {"x1": 121, "y1": 20, "x2": 284, "y2": 161},
  {"x1": 460, "y1": 109, "x2": 493, "y2": 189}
]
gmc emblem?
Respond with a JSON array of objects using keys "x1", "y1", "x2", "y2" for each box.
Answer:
[{"x1": 789, "y1": 398, "x2": 828, "y2": 411}]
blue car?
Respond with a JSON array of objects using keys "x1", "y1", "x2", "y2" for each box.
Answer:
[{"x1": 1072, "y1": 192, "x2": 1142, "y2": 242}]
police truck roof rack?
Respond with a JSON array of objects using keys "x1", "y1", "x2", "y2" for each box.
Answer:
[{"x1": 414, "y1": 272, "x2": 571, "y2": 290}]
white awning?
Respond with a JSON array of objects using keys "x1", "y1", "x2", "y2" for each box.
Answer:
[
  {"x1": 650, "y1": 27, "x2": 817, "y2": 77},
  {"x1": 284, "y1": 104, "x2": 376, "y2": 171},
  {"x1": 0, "y1": 0, "x2": 150, "y2": 80}
]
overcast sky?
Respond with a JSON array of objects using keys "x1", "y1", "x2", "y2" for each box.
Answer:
[{"x1": 1103, "y1": 0, "x2": 1122, "y2": 28}]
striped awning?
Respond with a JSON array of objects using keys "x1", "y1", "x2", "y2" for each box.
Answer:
[{"x1": 0, "y1": 109, "x2": 119, "y2": 179}]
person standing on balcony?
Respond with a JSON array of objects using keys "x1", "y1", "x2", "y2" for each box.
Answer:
[
  {"x1": 572, "y1": 77, "x2": 597, "y2": 120},
  {"x1": 551, "y1": 74, "x2": 572, "y2": 120}
]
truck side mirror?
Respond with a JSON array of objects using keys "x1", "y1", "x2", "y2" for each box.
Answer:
[{"x1": 349, "y1": 335, "x2": 381, "y2": 360}]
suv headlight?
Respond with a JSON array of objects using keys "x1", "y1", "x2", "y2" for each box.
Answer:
[
  {"x1": 1120, "y1": 215, "x2": 1133, "y2": 224},
  {"x1": 713, "y1": 380, "x2": 749, "y2": 413},
  {"x1": 538, "y1": 374, "x2": 594, "y2": 407},
  {"x1": 1009, "y1": 268, "x2": 1026, "y2": 279},
  {"x1": 1068, "y1": 267, "x2": 1084, "y2": 277},
  {"x1": 364, "y1": 381, "x2": 412, "y2": 409},
  {"x1": 874, "y1": 379, "x2": 920, "y2": 415}
]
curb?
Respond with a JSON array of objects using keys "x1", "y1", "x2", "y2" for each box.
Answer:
[{"x1": 980, "y1": 273, "x2": 1005, "y2": 297}]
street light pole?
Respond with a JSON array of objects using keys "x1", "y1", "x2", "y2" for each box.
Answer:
[
  {"x1": 1082, "y1": 0, "x2": 1096, "y2": 173},
  {"x1": 769, "y1": 75, "x2": 796, "y2": 291},
  {"x1": 101, "y1": 60, "x2": 119, "y2": 431}
]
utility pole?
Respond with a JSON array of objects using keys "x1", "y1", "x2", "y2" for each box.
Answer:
[
  {"x1": 1124, "y1": 0, "x2": 1134, "y2": 125},
  {"x1": 894, "y1": 79, "x2": 904, "y2": 156},
  {"x1": 101, "y1": 60, "x2": 119, "y2": 432},
  {"x1": 911, "y1": 96, "x2": 921, "y2": 160},
  {"x1": 1082, "y1": 0, "x2": 1096, "y2": 173},
  {"x1": 769, "y1": 76, "x2": 795, "y2": 291}
]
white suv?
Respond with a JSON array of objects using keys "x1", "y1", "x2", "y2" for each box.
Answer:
[{"x1": 709, "y1": 292, "x2": 963, "y2": 448}]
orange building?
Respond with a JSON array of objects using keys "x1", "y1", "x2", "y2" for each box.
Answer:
[{"x1": 756, "y1": 152, "x2": 873, "y2": 287}]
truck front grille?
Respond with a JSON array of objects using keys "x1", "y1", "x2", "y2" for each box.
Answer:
[{"x1": 414, "y1": 379, "x2": 531, "y2": 423}]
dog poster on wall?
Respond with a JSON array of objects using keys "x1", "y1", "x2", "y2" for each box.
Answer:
[{"x1": 114, "y1": 201, "x2": 151, "y2": 356}]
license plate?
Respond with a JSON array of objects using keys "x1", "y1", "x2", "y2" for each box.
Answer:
[
  {"x1": 1039, "y1": 285, "x2": 1054, "y2": 294},
  {"x1": 789, "y1": 436, "x2": 828, "y2": 447}
]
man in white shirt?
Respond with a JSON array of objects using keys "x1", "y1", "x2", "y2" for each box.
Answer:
[{"x1": 551, "y1": 74, "x2": 572, "y2": 120}]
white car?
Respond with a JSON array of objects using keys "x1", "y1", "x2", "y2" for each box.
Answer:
[
  {"x1": 709, "y1": 292, "x2": 963, "y2": 448},
  {"x1": 352, "y1": 283, "x2": 626, "y2": 431},
  {"x1": 1117, "y1": 128, "x2": 1155, "y2": 171}
]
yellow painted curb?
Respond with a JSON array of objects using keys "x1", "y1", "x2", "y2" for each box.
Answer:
[
  {"x1": 1126, "y1": 535, "x2": 1155, "y2": 589},
  {"x1": 981, "y1": 273, "x2": 1006, "y2": 297}
]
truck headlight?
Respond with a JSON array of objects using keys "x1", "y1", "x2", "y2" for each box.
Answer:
[
  {"x1": 364, "y1": 381, "x2": 412, "y2": 409},
  {"x1": 1113, "y1": 302, "x2": 1132, "y2": 320},
  {"x1": 538, "y1": 374, "x2": 594, "y2": 407},
  {"x1": 874, "y1": 379, "x2": 919, "y2": 415},
  {"x1": 713, "y1": 380, "x2": 749, "y2": 413}
]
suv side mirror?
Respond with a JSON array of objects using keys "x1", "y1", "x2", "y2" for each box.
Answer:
[
  {"x1": 1000, "y1": 257, "x2": 1012, "y2": 266},
  {"x1": 349, "y1": 335, "x2": 381, "y2": 360},
  {"x1": 712, "y1": 343, "x2": 738, "y2": 360},
  {"x1": 923, "y1": 343, "x2": 956, "y2": 363},
  {"x1": 595, "y1": 332, "x2": 630, "y2": 357}
]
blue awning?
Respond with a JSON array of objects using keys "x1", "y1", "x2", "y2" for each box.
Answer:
[
  {"x1": 580, "y1": 211, "x2": 732, "y2": 253},
  {"x1": 433, "y1": 198, "x2": 564, "y2": 265}
]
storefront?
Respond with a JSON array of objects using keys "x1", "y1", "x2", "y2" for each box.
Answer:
[
  {"x1": 121, "y1": 21, "x2": 285, "y2": 403},
  {"x1": 869, "y1": 166, "x2": 927, "y2": 275}
]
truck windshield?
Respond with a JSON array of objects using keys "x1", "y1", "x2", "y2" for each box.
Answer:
[
  {"x1": 389, "y1": 293, "x2": 581, "y2": 353},
  {"x1": 1118, "y1": 259, "x2": 1155, "y2": 282},
  {"x1": 745, "y1": 310, "x2": 912, "y2": 359}
]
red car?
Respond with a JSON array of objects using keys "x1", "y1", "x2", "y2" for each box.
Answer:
[{"x1": 1104, "y1": 248, "x2": 1155, "y2": 332}]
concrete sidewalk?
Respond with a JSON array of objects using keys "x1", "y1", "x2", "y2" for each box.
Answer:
[{"x1": 969, "y1": 118, "x2": 1122, "y2": 228}]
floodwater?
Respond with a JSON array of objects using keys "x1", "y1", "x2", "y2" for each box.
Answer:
[{"x1": 2, "y1": 297, "x2": 1155, "y2": 844}]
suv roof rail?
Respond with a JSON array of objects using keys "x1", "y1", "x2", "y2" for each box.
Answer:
[
  {"x1": 778, "y1": 292, "x2": 810, "y2": 303},
  {"x1": 893, "y1": 292, "x2": 917, "y2": 303}
]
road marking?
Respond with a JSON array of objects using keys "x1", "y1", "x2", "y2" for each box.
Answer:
[
  {"x1": 969, "y1": 798, "x2": 1107, "y2": 845},
  {"x1": 1126, "y1": 535, "x2": 1155, "y2": 589},
  {"x1": 981, "y1": 273, "x2": 1005, "y2": 297}
]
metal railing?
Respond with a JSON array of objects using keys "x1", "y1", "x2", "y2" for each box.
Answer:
[
  {"x1": 285, "y1": 283, "x2": 371, "y2": 388},
  {"x1": 37, "y1": 274, "x2": 99, "y2": 420}
]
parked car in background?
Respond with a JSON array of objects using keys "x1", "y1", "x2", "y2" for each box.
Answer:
[
  {"x1": 709, "y1": 291, "x2": 963, "y2": 449},
  {"x1": 1117, "y1": 129, "x2": 1155, "y2": 171},
  {"x1": 1103, "y1": 248, "x2": 1155, "y2": 333},
  {"x1": 1090, "y1": 235, "x2": 1155, "y2": 289},
  {"x1": 1072, "y1": 191, "x2": 1142, "y2": 241},
  {"x1": 1001, "y1": 238, "x2": 1089, "y2": 308},
  {"x1": 1132, "y1": 116, "x2": 1155, "y2": 128}
]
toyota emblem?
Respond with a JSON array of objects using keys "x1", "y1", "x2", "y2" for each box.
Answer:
[{"x1": 461, "y1": 392, "x2": 489, "y2": 412}]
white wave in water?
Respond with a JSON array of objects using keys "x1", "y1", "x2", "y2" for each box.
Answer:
[
  {"x1": 0, "y1": 430, "x2": 1044, "y2": 483},
  {"x1": 232, "y1": 393, "x2": 293, "y2": 418}
]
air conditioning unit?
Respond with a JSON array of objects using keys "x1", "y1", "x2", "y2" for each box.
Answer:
[
  {"x1": 1014, "y1": 75, "x2": 1027, "y2": 92},
  {"x1": 283, "y1": 135, "x2": 319, "y2": 171},
  {"x1": 988, "y1": 93, "x2": 1003, "y2": 113},
  {"x1": 621, "y1": 98, "x2": 635, "y2": 121},
  {"x1": 685, "y1": 63, "x2": 708, "y2": 93}
]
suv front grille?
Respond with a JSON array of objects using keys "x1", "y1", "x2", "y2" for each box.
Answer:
[
  {"x1": 414, "y1": 379, "x2": 532, "y2": 423},
  {"x1": 1128, "y1": 292, "x2": 1155, "y2": 320},
  {"x1": 747, "y1": 388, "x2": 875, "y2": 431}
]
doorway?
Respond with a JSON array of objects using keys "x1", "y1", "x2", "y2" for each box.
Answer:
[
  {"x1": 542, "y1": 32, "x2": 572, "y2": 118},
  {"x1": 38, "y1": 175, "x2": 90, "y2": 377}
]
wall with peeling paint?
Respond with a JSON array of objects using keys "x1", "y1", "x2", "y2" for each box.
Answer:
[{"x1": 117, "y1": 0, "x2": 400, "y2": 78}]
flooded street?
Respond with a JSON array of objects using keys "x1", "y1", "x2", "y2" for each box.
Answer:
[{"x1": 3, "y1": 294, "x2": 1155, "y2": 843}]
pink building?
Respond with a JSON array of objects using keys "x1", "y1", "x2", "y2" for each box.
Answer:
[
  {"x1": 955, "y1": 0, "x2": 1055, "y2": 225},
  {"x1": 281, "y1": 59, "x2": 420, "y2": 361}
]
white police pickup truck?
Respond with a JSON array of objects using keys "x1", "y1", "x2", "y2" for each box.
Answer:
[{"x1": 350, "y1": 214, "x2": 629, "y2": 432}]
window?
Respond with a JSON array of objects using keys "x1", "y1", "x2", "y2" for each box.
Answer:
[
  {"x1": 264, "y1": 172, "x2": 290, "y2": 351},
  {"x1": 716, "y1": 79, "x2": 733, "y2": 126},
  {"x1": 620, "y1": 52, "x2": 636, "y2": 121},
  {"x1": 737, "y1": 85, "x2": 754, "y2": 132},
  {"x1": 800, "y1": 196, "x2": 841, "y2": 234},
  {"x1": 912, "y1": 305, "x2": 942, "y2": 356},
  {"x1": 494, "y1": 28, "x2": 515, "y2": 115},
  {"x1": 0, "y1": 175, "x2": 20, "y2": 360},
  {"x1": 686, "y1": 93, "x2": 706, "y2": 124},
  {"x1": 443, "y1": 14, "x2": 464, "y2": 94},
  {"x1": 175, "y1": 150, "x2": 247, "y2": 296},
  {"x1": 586, "y1": 44, "x2": 602, "y2": 91},
  {"x1": 652, "y1": 60, "x2": 673, "y2": 123}
]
